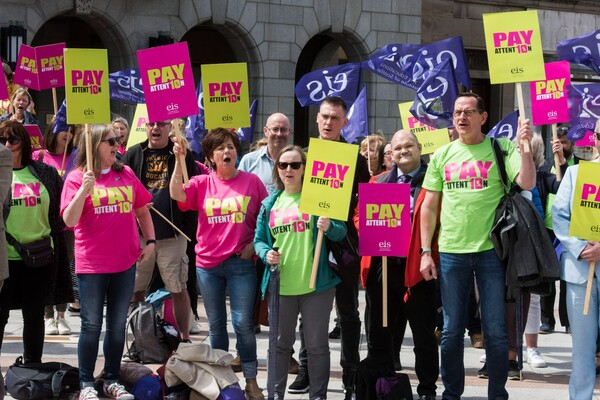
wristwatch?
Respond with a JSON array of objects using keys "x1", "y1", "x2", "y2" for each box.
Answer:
[{"x1": 420, "y1": 247, "x2": 432, "y2": 255}]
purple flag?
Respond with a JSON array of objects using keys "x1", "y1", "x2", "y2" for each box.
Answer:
[
  {"x1": 185, "y1": 79, "x2": 206, "y2": 154},
  {"x1": 108, "y1": 68, "x2": 145, "y2": 104},
  {"x1": 557, "y1": 30, "x2": 600, "y2": 75},
  {"x1": 341, "y1": 85, "x2": 368, "y2": 144},
  {"x1": 365, "y1": 37, "x2": 471, "y2": 91},
  {"x1": 409, "y1": 58, "x2": 458, "y2": 129},
  {"x1": 487, "y1": 110, "x2": 520, "y2": 141},
  {"x1": 53, "y1": 99, "x2": 68, "y2": 134},
  {"x1": 237, "y1": 99, "x2": 258, "y2": 143},
  {"x1": 295, "y1": 63, "x2": 361, "y2": 107},
  {"x1": 566, "y1": 82, "x2": 600, "y2": 141}
]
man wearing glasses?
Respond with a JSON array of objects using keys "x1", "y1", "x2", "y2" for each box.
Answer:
[
  {"x1": 122, "y1": 119, "x2": 199, "y2": 343},
  {"x1": 239, "y1": 112, "x2": 291, "y2": 193},
  {"x1": 419, "y1": 92, "x2": 535, "y2": 400}
]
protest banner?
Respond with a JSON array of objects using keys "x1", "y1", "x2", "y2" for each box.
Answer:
[
  {"x1": 295, "y1": 62, "x2": 361, "y2": 107},
  {"x1": 36, "y1": 43, "x2": 66, "y2": 90},
  {"x1": 109, "y1": 67, "x2": 145, "y2": 104},
  {"x1": 24, "y1": 124, "x2": 43, "y2": 150},
  {"x1": 568, "y1": 161, "x2": 600, "y2": 314},
  {"x1": 359, "y1": 183, "x2": 411, "y2": 326},
  {"x1": 341, "y1": 84, "x2": 368, "y2": 145},
  {"x1": 202, "y1": 62, "x2": 250, "y2": 130},
  {"x1": 300, "y1": 138, "x2": 357, "y2": 288},
  {"x1": 127, "y1": 103, "x2": 149, "y2": 150},
  {"x1": 399, "y1": 101, "x2": 449, "y2": 155},
  {"x1": 13, "y1": 45, "x2": 39, "y2": 90},
  {"x1": 557, "y1": 29, "x2": 600, "y2": 75}
]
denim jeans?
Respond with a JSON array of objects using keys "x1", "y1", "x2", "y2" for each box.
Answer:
[
  {"x1": 566, "y1": 278, "x2": 600, "y2": 400},
  {"x1": 197, "y1": 256, "x2": 258, "y2": 378},
  {"x1": 77, "y1": 266, "x2": 135, "y2": 386},
  {"x1": 439, "y1": 250, "x2": 508, "y2": 400}
]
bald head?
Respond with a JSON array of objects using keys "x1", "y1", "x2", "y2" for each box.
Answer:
[
  {"x1": 264, "y1": 113, "x2": 290, "y2": 157},
  {"x1": 390, "y1": 129, "x2": 422, "y2": 173}
]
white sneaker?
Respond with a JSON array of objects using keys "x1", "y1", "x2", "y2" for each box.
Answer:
[
  {"x1": 527, "y1": 348, "x2": 547, "y2": 368},
  {"x1": 479, "y1": 354, "x2": 486, "y2": 363},
  {"x1": 79, "y1": 387, "x2": 99, "y2": 400},
  {"x1": 190, "y1": 316, "x2": 201, "y2": 334},
  {"x1": 56, "y1": 317, "x2": 71, "y2": 335},
  {"x1": 45, "y1": 318, "x2": 58, "y2": 335},
  {"x1": 104, "y1": 382, "x2": 134, "y2": 399}
]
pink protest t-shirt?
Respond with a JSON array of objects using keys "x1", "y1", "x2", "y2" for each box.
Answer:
[
  {"x1": 60, "y1": 166, "x2": 152, "y2": 274},
  {"x1": 32, "y1": 150, "x2": 74, "y2": 178},
  {"x1": 181, "y1": 170, "x2": 267, "y2": 268}
]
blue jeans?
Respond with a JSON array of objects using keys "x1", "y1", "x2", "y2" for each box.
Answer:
[
  {"x1": 197, "y1": 256, "x2": 257, "y2": 378},
  {"x1": 566, "y1": 277, "x2": 600, "y2": 400},
  {"x1": 439, "y1": 250, "x2": 508, "y2": 400},
  {"x1": 77, "y1": 266, "x2": 135, "y2": 386}
]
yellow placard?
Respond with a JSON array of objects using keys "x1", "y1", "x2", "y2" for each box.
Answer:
[
  {"x1": 482, "y1": 10, "x2": 545, "y2": 84},
  {"x1": 398, "y1": 102, "x2": 450, "y2": 155},
  {"x1": 64, "y1": 48, "x2": 110, "y2": 124},
  {"x1": 201, "y1": 62, "x2": 250, "y2": 130},
  {"x1": 568, "y1": 161, "x2": 600, "y2": 242},
  {"x1": 127, "y1": 103, "x2": 149, "y2": 150},
  {"x1": 299, "y1": 138, "x2": 357, "y2": 221}
]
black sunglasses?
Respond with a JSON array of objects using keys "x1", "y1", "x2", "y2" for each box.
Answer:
[
  {"x1": 277, "y1": 162, "x2": 303, "y2": 170},
  {"x1": 101, "y1": 136, "x2": 121, "y2": 146},
  {"x1": 0, "y1": 136, "x2": 21, "y2": 145}
]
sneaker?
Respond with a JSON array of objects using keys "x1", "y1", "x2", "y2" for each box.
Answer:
[
  {"x1": 477, "y1": 362, "x2": 488, "y2": 379},
  {"x1": 508, "y1": 360, "x2": 522, "y2": 381},
  {"x1": 470, "y1": 332, "x2": 484, "y2": 349},
  {"x1": 103, "y1": 382, "x2": 134, "y2": 399},
  {"x1": 190, "y1": 317, "x2": 201, "y2": 334},
  {"x1": 45, "y1": 318, "x2": 58, "y2": 335},
  {"x1": 527, "y1": 348, "x2": 547, "y2": 368},
  {"x1": 287, "y1": 371, "x2": 309, "y2": 394},
  {"x1": 79, "y1": 387, "x2": 99, "y2": 400},
  {"x1": 67, "y1": 305, "x2": 81, "y2": 316},
  {"x1": 56, "y1": 317, "x2": 71, "y2": 335},
  {"x1": 539, "y1": 323, "x2": 554, "y2": 334},
  {"x1": 329, "y1": 326, "x2": 341, "y2": 339},
  {"x1": 480, "y1": 354, "x2": 486, "y2": 363}
]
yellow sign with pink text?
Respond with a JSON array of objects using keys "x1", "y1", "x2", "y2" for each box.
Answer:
[
  {"x1": 299, "y1": 139, "x2": 357, "y2": 221},
  {"x1": 482, "y1": 10, "x2": 545, "y2": 84},
  {"x1": 398, "y1": 101, "x2": 449, "y2": 155},
  {"x1": 568, "y1": 161, "x2": 600, "y2": 242},
  {"x1": 127, "y1": 103, "x2": 149, "y2": 150}
]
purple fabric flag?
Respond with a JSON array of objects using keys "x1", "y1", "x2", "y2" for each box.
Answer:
[
  {"x1": 365, "y1": 37, "x2": 471, "y2": 91},
  {"x1": 108, "y1": 68, "x2": 145, "y2": 104},
  {"x1": 409, "y1": 58, "x2": 458, "y2": 129},
  {"x1": 341, "y1": 85, "x2": 368, "y2": 144},
  {"x1": 295, "y1": 63, "x2": 361, "y2": 107},
  {"x1": 237, "y1": 99, "x2": 258, "y2": 143},
  {"x1": 487, "y1": 110, "x2": 520, "y2": 141},
  {"x1": 53, "y1": 99, "x2": 68, "y2": 134},
  {"x1": 185, "y1": 79, "x2": 206, "y2": 153},
  {"x1": 557, "y1": 30, "x2": 600, "y2": 75},
  {"x1": 566, "y1": 82, "x2": 600, "y2": 141}
]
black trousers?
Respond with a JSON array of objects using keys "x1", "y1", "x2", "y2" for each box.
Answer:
[
  {"x1": 540, "y1": 229, "x2": 569, "y2": 328},
  {"x1": 0, "y1": 260, "x2": 51, "y2": 363},
  {"x1": 365, "y1": 257, "x2": 438, "y2": 396}
]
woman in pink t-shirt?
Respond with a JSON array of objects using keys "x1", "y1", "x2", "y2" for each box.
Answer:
[
  {"x1": 170, "y1": 128, "x2": 267, "y2": 400},
  {"x1": 61, "y1": 124, "x2": 155, "y2": 400}
]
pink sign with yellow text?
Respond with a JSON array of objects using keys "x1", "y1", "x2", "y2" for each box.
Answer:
[
  {"x1": 359, "y1": 183, "x2": 411, "y2": 257},
  {"x1": 24, "y1": 124, "x2": 43, "y2": 150},
  {"x1": 530, "y1": 61, "x2": 570, "y2": 126},
  {"x1": 137, "y1": 42, "x2": 197, "y2": 122},
  {"x1": 14, "y1": 45, "x2": 39, "y2": 90},
  {"x1": 36, "y1": 43, "x2": 66, "y2": 90}
]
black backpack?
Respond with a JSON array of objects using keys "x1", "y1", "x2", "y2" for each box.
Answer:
[{"x1": 4, "y1": 356, "x2": 79, "y2": 399}]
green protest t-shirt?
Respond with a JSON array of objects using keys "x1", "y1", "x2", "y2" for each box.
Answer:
[
  {"x1": 423, "y1": 136, "x2": 521, "y2": 253},
  {"x1": 270, "y1": 192, "x2": 315, "y2": 295}
]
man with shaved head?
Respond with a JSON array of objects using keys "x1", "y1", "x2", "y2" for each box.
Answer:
[{"x1": 356, "y1": 129, "x2": 438, "y2": 400}]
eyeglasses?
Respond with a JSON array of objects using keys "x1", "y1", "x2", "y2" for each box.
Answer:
[
  {"x1": 101, "y1": 136, "x2": 121, "y2": 146},
  {"x1": 277, "y1": 162, "x2": 303, "y2": 170},
  {"x1": 146, "y1": 121, "x2": 171, "y2": 128},
  {"x1": 0, "y1": 136, "x2": 21, "y2": 145},
  {"x1": 453, "y1": 109, "x2": 481, "y2": 117},
  {"x1": 266, "y1": 126, "x2": 290, "y2": 134}
]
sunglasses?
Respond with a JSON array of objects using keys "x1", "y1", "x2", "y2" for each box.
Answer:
[
  {"x1": 277, "y1": 162, "x2": 303, "y2": 170},
  {"x1": 101, "y1": 136, "x2": 122, "y2": 146},
  {"x1": 0, "y1": 136, "x2": 21, "y2": 145}
]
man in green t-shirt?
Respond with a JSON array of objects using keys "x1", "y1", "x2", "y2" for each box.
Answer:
[{"x1": 419, "y1": 92, "x2": 536, "y2": 400}]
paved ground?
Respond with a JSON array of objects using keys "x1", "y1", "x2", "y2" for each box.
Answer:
[{"x1": 0, "y1": 288, "x2": 596, "y2": 399}]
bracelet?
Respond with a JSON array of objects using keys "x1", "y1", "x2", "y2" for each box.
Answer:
[{"x1": 146, "y1": 239, "x2": 157, "y2": 246}]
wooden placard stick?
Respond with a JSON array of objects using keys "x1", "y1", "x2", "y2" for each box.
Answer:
[
  {"x1": 173, "y1": 121, "x2": 189, "y2": 187},
  {"x1": 583, "y1": 261, "x2": 596, "y2": 315},
  {"x1": 150, "y1": 206, "x2": 191, "y2": 242},
  {"x1": 85, "y1": 123, "x2": 93, "y2": 194},
  {"x1": 551, "y1": 124, "x2": 562, "y2": 181},
  {"x1": 309, "y1": 229, "x2": 324, "y2": 289},
  {"x1": 382, "y1": 256, "x2": 388, "y2": 327},
  {"x1": 515, "y1": 82, "x2": 531, "y2": 154}
]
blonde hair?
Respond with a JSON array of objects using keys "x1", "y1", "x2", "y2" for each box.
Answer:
[
  {"x1": 9, "y1": 87, "x2": 32, "y2": 113},
  {"x1": 76, "y1": 124, "x2": 124, "y2": 173}
]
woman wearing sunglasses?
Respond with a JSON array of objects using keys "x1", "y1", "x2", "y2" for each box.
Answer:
[
  {"x1": 170, "y1": 127, "x2": 268, "y2": 400},
  {"x1": 0, "y1": 120, "x2": 72, "y2": 364},
  {"x1": 61, "y1": 124, "x2": 155, "y2": 400},
  {"x1": 254, "y1": 145, "x2": 346, "y2": 400}
]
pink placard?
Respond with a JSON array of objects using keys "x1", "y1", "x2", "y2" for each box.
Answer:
[
  {"x1": 24, "y1": 124, "x2": 43, "y2": 150},
  {"x1": 530, "y1": 61, "x2": 570, "y2": 126},
  {"x1": 0, "y1": 57, "x2": 8, "y2": 100},
  {"x1": 13, "y1": 45, "x2": 40, "y2": 91},
  {"x1": 36, "y1": 43, "x2": 66, "y2": 90},
  {"x1": 575, "y1": 131, "x2": 595, "y2": 147},
  {"x1": 137, "y1": 42, "x2": 197, "y2": 121},
  {"x1": 358, "y1": 183, "x2": 411, "y2": 257}
]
